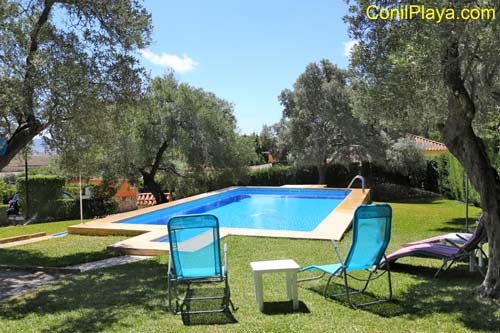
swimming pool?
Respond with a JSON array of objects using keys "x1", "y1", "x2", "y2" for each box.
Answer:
[
  {"x1": 68, "y1": 186, "x2": 370, "y2": 255},
  {"x1": 119, "y1": 187, "x2": 350, "y2": 233}
]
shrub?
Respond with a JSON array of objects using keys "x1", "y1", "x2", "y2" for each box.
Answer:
[
  {"x1": 385, "y1": 137, "x2": 428, "y2": 187},
  {"x1": 17, "y1": 175, "x2": 66, "y2": 220},
  {"x1": 431, "y1": 152, "x2": 481, "y2": 205},
  {"x1": 247, "y1": 165, "x2": 293, "y2": 186},
  {"x1": 0, "y1": 204, "x2": 9, "y2": 226},
  {"x1": 64, "y1": 184, "x2": 81, "y2": 197},
  {"x1": 0, "y1": 178, "x2": 16, "y2": 204},
  {"x1": 83, "y1": 197, "x2": 119, "y2": 218},
  {"x1": 54, "y1": 198, "x2": 119, "y2": 220}
]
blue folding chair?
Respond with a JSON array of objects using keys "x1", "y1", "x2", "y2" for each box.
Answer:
[
  {"x1": 299, "y1": 204, "x2": 393, "y2": 308},
  {"x1": 167, "y1": 214, "x2": 235, "y2": 314}
]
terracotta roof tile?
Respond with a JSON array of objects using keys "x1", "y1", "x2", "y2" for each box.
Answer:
[{"x1": 412, "y1": 135, "x2": 448, "y2": 152}]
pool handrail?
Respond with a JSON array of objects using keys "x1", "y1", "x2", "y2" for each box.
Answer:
[{"x1": 347, "y1": 175, "x2": 365, "y2": 193}]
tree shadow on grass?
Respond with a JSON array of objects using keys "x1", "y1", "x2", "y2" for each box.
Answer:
[
  {"x1": 0, "y1": 247, "x2": 118, "y2": 268},
  {"x1": 303, "y1": 263, "x2": 500, "y2": 331},
  {"x1": 432, "y1": 217, "x2": 480, "y2": 233},
  {"x1": 385, "y1": 198, "x2": 441, "y2": 205},
  {"x1": 0, "y1": 259, "x2": 194, "y2": 332},
  {"x1": 397, "y1": 276, "x2": 500, "y2": 331}
]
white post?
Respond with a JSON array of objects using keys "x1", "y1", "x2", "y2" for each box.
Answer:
[{"x1": 79, "y1": 173, "x2": 84, "y2": 223}]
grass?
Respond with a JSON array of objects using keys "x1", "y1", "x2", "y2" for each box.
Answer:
[
  {"x1": 0, "y1": 235, "x2": 127, "y2": 267},
  {"x1": 0, "y1": 199, "x2": 499, "y2": 332},
  {"x1": 0, "y1": 219, "x2": 89, "y2": 239}
]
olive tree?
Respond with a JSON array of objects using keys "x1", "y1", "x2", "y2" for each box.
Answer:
[
  {"x1": 279, "y1": 59, "x2": 368, "y2": 184},
  {"x1": 0, "y1": 0, "x2": 151, "y2": 168},
  {"x1": 346, "y1": 0, "x2": 500, "y2": 297},
  {"x1": 56, "y1": 74, "x2": 248, "y2": 203}
]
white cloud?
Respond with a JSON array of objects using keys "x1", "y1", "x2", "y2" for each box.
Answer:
[
  {"x1": 139, "y1": 49, "x2": 198, "y2": 73},
  {"x1": 343, "y1": 40, "x2": 358, "y2": 58}
]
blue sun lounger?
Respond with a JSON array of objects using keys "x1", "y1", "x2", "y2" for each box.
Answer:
[
  {"x1": 299, "y1": 204, "x2": 393, "y2": 308},
  {"x1": 167, "y1": 214, "x2": 236, "y2": 314}
]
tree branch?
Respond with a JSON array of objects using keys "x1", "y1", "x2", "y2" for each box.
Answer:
[
  {"x1": 149, "y1": 140, "x2": 169, "y2": 175},
  {"x1": 22, "y1": 0, "x2": 55, "y2": 124}
]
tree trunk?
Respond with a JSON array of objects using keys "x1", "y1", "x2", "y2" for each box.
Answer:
[
  {"x1": 0, "y1": 2, "x2": 54, "y2": 170},
  {"x1": 442, "y1": 38, "x2": 500, "y2": 298},
  {"x1": 317, "y1": 164, "x2": 327, "y2": 185},
  {"x1": 141, "y1": 172, "x2": 167, "y2": 205},
  {"x1": 0, "y1": 121, "x2": 44, "y2": 170}
]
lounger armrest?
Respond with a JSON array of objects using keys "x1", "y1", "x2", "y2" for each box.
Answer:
[
  {"x1": 455, "y1": 234, "x2": 468, "y2": 242},
  {"x1": 448, "y1": 239, "x2": 461, "y2": 249},
  {"x1": 331, "y1": 240, "x2": 345, "y2": 265}
]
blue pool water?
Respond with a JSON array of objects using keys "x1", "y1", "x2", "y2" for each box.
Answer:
[{"x1": 120, "y1": 188, "x2": 350, "y2": 234}]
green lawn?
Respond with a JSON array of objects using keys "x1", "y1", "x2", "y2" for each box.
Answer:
[
  {"x1": 0, "y1": 219, "x2": 89, "y2": 239},
  {"x1": 0, "y1": 235, "x2": 127, "y2": 267},
  {"x1": 0, "y1": 199, "x2": 498, "y2": 332}
]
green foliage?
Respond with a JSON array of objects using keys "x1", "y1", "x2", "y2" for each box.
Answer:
[
  {"x1": 385, "y1": 137, "x2": 428, "y2": 187},
  {"x1": 168, "y1": 167, "x2": 250, "y2": 200},
  {"x1": 14, "y1": 175, "x2": 116, "y2": 222},
  {"x1": 431, "y1": 153, "x2": 481, "y2": 205},
  {"x1": 64, "y1": 184, "x2": 81, "y2": 197},
  {"x1": 82, "y1": 198, "x2": 119, "y2": 219},
  {"x1": 0, "y1": 204, "x2": 9, "y2": 226},
  {"x1": 0, "y1": 178, "x2": 16, "y2": 204},
  {"x1": 236, "y1": 135, "x2": 262, "y2": 165},
  {"x1": 279, "y1": 59, "x2": 379, "y2": 182},
  {"x1": 56, "y1": 74, "x2": 249, "y2": 203},
  {"x1": 258, "y1": 125, "x2": 278, "y2": 155},
  {"x1": 347, "y1": 0, "x2": 500, "y2": 198},
  {"x1": 247, "y1": 166, "x2": 293, "y2": 186},
  {"x1": 53, "y1": 198, "x2": 119, "y2": 220},
  {"x1": 56, "y1": 181, "x2": 118, "y2": 220},
  {"x1": 16, "y1": 175, "x2": 66, "y2": 220},
  {"x1": 0, "y1": 0, "x2": 152, "y2": 169}
]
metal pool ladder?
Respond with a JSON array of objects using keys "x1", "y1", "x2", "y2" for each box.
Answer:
[{"x1": 347, "y1": 175, "x2": 365, "y2": 193}]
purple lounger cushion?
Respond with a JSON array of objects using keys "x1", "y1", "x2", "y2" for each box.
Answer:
[
  {"x1": 403, "y1": 233, "x2": 472, "y2": 247},
  {"x1": 384, "y1": 243, "x2": 460, "y2": 264}
]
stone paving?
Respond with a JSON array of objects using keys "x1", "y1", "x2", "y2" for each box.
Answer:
[
  {"x1": 66, "y1": 255, "x2": 152, "y2": 272},
  {"x1": 0, "y1": 269, "x2": 65, "y2": 301},
  {"x1": 0, "y1": 235, "x2": 55, "y2": 249},
  {"x1": 0, "y1": 255, "x2": 152, "y2": 301}
]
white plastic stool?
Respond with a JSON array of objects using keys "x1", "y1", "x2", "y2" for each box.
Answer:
[{"x1": 250, "y1": 259, "x2": 300, "y2": 311}]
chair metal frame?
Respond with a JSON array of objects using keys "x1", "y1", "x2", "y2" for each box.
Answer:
[
  {"x1": 167, "y1": 214, "x2": 236, "y2": 315},
  {"x1": 299, "y1": 204, "x2": 393, "y2": 309},
  {"x1": 387, "y1": 212, "x2": 489, "y2": 278},
  {"x1": 433, "y1": 233, "x2": 488, "y2": 278}
]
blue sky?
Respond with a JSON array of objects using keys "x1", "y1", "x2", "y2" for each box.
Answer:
[{"x1": 138, "y1": 0, "x2": 353, "y2": 134}]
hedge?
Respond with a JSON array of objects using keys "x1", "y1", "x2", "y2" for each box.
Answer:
[
  {"x1": 247, "y1": 165, "x2": 293, "y2": 186},
  {"x1": 0, "y1": 204, "x2": 9, "y2": 226},
  {"x1": 15, "y1": 176, "x2": 119, "y2": 222},
  {"x1": 243, "y1": 157, "x2": 481, "y2": 206},
  {"x1": 0, "y1": 179, "x2": 16, "y2": 204},
  {"x1": 431, "y1": 152, "x2": 481, "y2": 205},
  {"x1": 54, "y1": 198, "x2": 119, "y2": 220},
  {"x1": 17, "y1": 175, "x2": 66, "y2": 220}
]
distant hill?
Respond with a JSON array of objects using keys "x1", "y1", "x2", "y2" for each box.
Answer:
[
  {"x1": 0, "y1": 137, "x2": 54, "y2": 173},
  {"x1": 32, "y1": 138, "x2": 50, "y2": 155}
]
